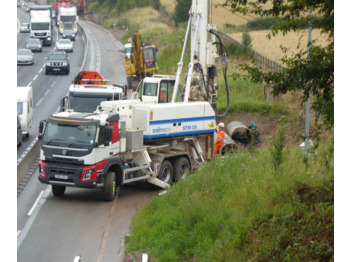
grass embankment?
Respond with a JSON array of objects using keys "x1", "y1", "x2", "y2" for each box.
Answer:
[{"x1": 126, "y1": 143, "x2": 334, "y2": 261}]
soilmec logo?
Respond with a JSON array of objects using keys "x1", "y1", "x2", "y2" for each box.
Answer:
[
  {"x1": 209, "y1": 122, "x2": 215, "y2": 128},
  {"x1": 152, "y1": 127, "x2": 171, "y2": 134}
]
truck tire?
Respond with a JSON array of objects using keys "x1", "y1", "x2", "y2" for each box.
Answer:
[
  {"x1": 158, "y1": 160, "x2": 173, "y2": 184},
  {"x1": 103, "y1": 171, "x2": 116, "y2": 201},
  {"x1": 173, "y1": 157, "x2": 190, "y2": 182},
  {"x1": 52, "y1": 185, "x2": 66, "y2": 196}
]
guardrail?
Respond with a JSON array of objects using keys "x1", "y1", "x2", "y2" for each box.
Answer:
[{"x1": 17, "y1": 23, "x2": 89, "y2": 191}]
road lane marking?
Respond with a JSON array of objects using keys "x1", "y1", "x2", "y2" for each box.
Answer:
[
  {"x1": 28, "y1": 190, "x2": 44, "y2": 216},
  {"x1": 44, "y1": 89, "x2": 50, "y2": 96},
  {"x1": 18, "y1": 186, "x2": 51, "y2": 249},
  {"x1": 96, "y1": 187, "x2": 120, "y2": 262},
  {"x1": 33, "y1": 74, "x2": 38, "y2": 81},
  {"x1": 17, "y1": 231, "x2": 21, "y2": 238},
  {"x1": 39, "y1": 68, "x2": 43, "y2": 74},
  {"x1": 36, "y1": 98, "x2": 43, "y2": 107},
  {"x1": 27, "y1": 82, "x2": 32, "y2": 87}
]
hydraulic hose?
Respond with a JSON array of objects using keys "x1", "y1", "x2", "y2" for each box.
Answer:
[{"x1": 209, "y1": 30, "x2": 230, "y2": 118}]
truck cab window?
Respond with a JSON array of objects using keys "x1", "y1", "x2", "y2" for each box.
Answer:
[
  {"x1": 98, "y1": 126, "x2": 106, "y2": 146},
  {"x1": 143, "y1": 83, "x2": 157, "y2": 96}
]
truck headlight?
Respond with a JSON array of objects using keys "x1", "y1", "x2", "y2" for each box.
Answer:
[
  {"x1": 62, "y1": 62, "x2": 67, "y2": 66},
  {"x1": 47, "y1": 37, "x2": 51, "y2": 41},
  {"x1": 46, "y1": 62, "x2": 51, "y2": 66},
  {"x1": 39, "y1": 161, "x2": 46, "y2": 178},
  {"x1": 81, "y1": 167, "x2": 97, "y2": 182}
]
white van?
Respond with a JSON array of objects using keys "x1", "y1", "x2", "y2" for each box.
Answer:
[{"x1": 17, "y1": 86, "x2": 33, "y2": 137}]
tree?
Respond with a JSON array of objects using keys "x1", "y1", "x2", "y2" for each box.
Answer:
[
  {"x1": 222, "y1": 0, "x2": 334, "y2": 129},
  {"x1": 173, "y1": 0, "x2": 192, "y2": 25}
]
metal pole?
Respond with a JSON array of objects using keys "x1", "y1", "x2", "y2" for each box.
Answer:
[{"x1": 304, "y1": 8, "x2": 312, "y2": 151}]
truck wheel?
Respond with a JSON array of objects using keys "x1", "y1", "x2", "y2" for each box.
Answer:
[
  {"x1": 173, "y1": 157, "x2": 190, "y2": 182},
  {"x1": 103, "y1": 171, "x2": 116, "y2": 201},
  {"x1": 45, "y1": 68, "x2": 49, "y2": 75},
  {"x1": 158, "y1": 160, "x2": 173, "y2": 184},
  {"x1": 52, "y1": 185, "x2": 66, "y2": 196}
]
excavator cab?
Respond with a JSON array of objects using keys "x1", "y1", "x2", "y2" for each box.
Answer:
[{"x1": 142, "y1": 46, "x2": 158, "y2": 70}]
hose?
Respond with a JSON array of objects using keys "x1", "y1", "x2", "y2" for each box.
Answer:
[{"x1": 209, "y1": 30, "x2": 230, "y2": 118}]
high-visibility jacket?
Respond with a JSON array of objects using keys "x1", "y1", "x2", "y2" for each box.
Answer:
[{"x1": 214, "y1": 129, "x2": 225, "y2": 156}]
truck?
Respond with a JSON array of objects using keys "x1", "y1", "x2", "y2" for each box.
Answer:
[
  {"x1": 30, "y1": 5, "x2": 53, "y2": 46},
  {"x1": 59, "y1": 71, "x2": 125, "y2": 113},
  {"x1": 38, "y1": 100, "x2": 216, "y2": 200},
  {"x1": 17, "y1": 86, "x2": 33, "y2": 138},
  {"x1": 124, "y1": 31, "x2": 159, "y2": 92},
  {"x1": 54, "y1": 0, "x2": 72, "y2": 27},
  {"x1": 58, "y1": 6, "x2": 78, "y2": 34}
]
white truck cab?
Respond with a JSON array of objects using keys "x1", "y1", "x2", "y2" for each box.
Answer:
[
  {"x1": 133, "y1": 75, "x2": 183, "y2": 103},
  {"x1": 17, "y1": 86, "x2": 33, "y2": 137}
]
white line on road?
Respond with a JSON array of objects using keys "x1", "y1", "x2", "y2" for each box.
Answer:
[
  {"x1": 44, "y1": 89, "x2": 50, "y2": 96},
  {"x1": 50, "y1": 80, "x2": 57, "y2": 88},
  {"x1": 17, "y1": 231, "x2": 21, "y2": 238},
  {"x1": 39, "y1": 68, "x2": 43, "y2": 74},
  {"x1": 27, "y1": 82, "x2": 32, "y2": 87},
  {"x1": 33, "y1": 74, "x2": 38, "y2": 81},
  {"x1": 36, "y1": 98, "x2": 43, "y2": 107},
  {"x1": 28, "y1": 190, "x2": 44, "y2": 216}
]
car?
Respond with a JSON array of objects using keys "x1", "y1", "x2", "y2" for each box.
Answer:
[
  {"x1": 17, "y1": 49, "x2": 34, "y2": 65},
  {"x1": 25, "y1": 38, "x2": 42, "y2": 52},
  {"x1": 62, "y1": 29, "x2": 75, "y2": 41},
  {"x1": 45, "y1": 51, "x2": 70, "y2": 75},
  {"x1": 56, "y1": 39, "x2": 74, "y2": 52},
  {"x1": 26, "y1": 2, "x2": 34, "y2": 12},
  {"x1": 20, "y1": 22, "x2": 30, "y2": 33}
]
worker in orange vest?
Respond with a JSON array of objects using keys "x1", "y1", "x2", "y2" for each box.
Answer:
[{"x1": 214, "y1": 122, "x2": 225, "y2": 157}]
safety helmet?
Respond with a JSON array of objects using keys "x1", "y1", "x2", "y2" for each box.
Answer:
[{"x1": 218, "y1": 122, "x2": 225, "y2": 128}]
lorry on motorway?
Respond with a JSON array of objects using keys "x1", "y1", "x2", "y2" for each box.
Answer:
[
  {"x1": 54, "y1": 0, "x2": 72, "y2": 27},
  {"x1": 58, "y1": 5, "x2": 78, "y2": 34},
  {"x1": 29, "y1": 5, "x2": 53, "y2": 46},
  {"x1": 17, "y1": 86, "x2": 33, "y2": 138},
  {"x1": 38, "y1": 100, "x2": 216, "y2": 200},
  {"x1": 59, "y1": 71, "x2": 125, "y2": 113}
]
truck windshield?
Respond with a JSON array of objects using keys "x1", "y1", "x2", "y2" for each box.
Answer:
[
  {"x1": 31, "y1": 23, "x2": 50, "y2": 30},
  {"x1": 17, "y1": 102, "x2": 23, "y2": 115},
  {"x1": 61, "y1": 16, "x2": 75, "y2": 22},
  {"x1": 68, "y1": 94, "x2": 120, "y2": 113},
  {"x1": 43, "y1": 122, "x2": 97, "y2": 147}
]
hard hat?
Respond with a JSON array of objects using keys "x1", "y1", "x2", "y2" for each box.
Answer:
[{"x1": 218, "y1": 122, "x2": 225, "y2": 128}]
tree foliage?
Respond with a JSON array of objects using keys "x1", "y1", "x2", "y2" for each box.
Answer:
[
  {"x1": 173, "y1": 0, "x2": 192, "y2": 25},
  {"x1": 222, "y1": 0, "x2": 334, "y2": 129}
]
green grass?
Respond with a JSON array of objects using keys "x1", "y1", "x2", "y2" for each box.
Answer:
[{"x1": 126, "y1": 142, "x2": 334, "y2": 261}]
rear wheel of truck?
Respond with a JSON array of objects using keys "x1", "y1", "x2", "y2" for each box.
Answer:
[
  {"x1": 173, "y1": 157, "x2": 190, "y2": 182},
  {"x1": 52, "y1": 185, "x2": 66, "y2": 196},
  {"x1": 158, "y1": 160, "x2": 173, "y2": 184},
  {"x1": 103, "y1": 171, "x2": 116, "y2": 201}
]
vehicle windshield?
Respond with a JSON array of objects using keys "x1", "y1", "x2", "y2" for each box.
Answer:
[
  {"x1": 17, "y1": 102, "x2": 23, "y2": 115},
  {"x1": 18, "y1": 49, "x2": 31, "y2": 55},
  {"x1": 143, "y1": 82, "x2": 158, "y2": 96},
  {"x1": 31, "y1": 22, "x2": 50, "y2": 30},
  {"x1": 48, "y1": 53, "x2": 66, "y2": 60},
  {"x1": 27, "y1": 39, "x2": 40, "y2": 44},
  {"x1": 59, "y1": 39, "x2": 71, "y2": 44},
  {"x1": 64, "y1": 30, "x2": 74, "y2": 35},
  {"x1": 61, "y1": 16, "x2": 76, "y2": 23},
  {"x1": 43, "y1": 122, "x2": 97, "y2": 148},
  {"x1": 68, "y1": 94, "x2": 121, "y2": 113}
]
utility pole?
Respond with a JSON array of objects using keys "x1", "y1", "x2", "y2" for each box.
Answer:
[{"x1": 301, "y1": 8, "x2": 313, "y2": 153}]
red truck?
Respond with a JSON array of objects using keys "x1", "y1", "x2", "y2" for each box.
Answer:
[{"x1": 54, "y1": 0, "x2": 71, "y2": 26}]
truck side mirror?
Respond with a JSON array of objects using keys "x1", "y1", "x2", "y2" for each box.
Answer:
[
  {"x1": 104, "y1": 125, "x2": 113, "y2": 146},
  {"x1": 59, "y1": 96, "x2": 68, "y2": 112},
  {"x1": 38, "y1": 120, "x2": 47, "y2": 140}
]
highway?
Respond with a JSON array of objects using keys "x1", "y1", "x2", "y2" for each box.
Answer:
[{"x1": 17, "y1": 6, "x2": 158, "y2": 262}]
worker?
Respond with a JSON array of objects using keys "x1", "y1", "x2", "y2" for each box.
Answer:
[{"x1": 214, "y1": 122, "x2": 225, "y2": 157}]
